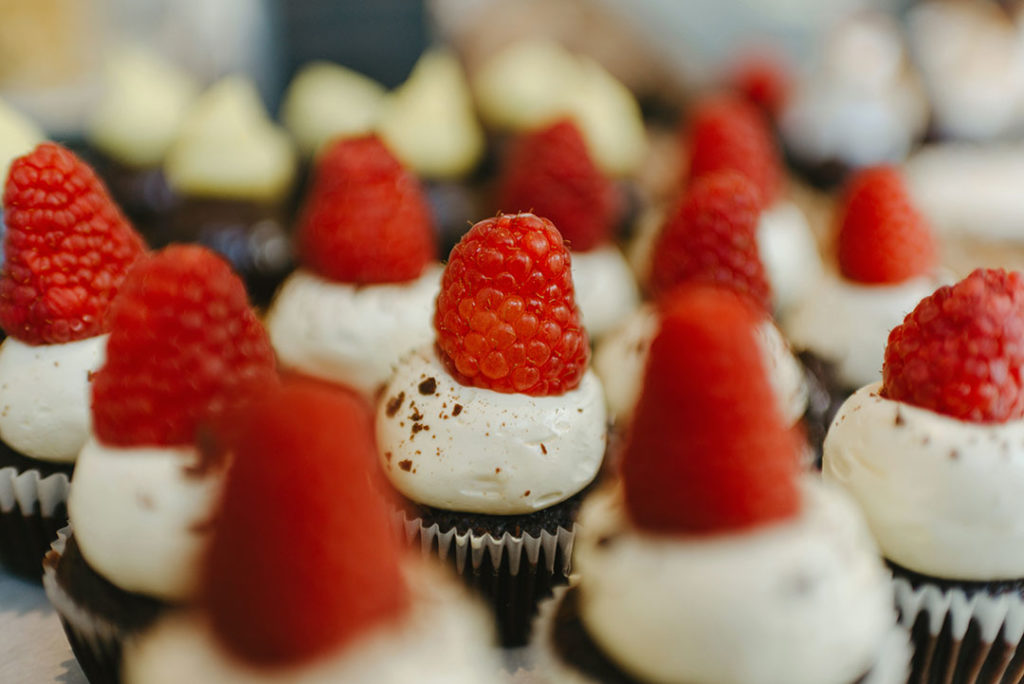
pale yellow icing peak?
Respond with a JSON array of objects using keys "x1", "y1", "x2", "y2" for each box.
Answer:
[{"x1": 0, "y1": 98, "x2": 44, "y2": 183}]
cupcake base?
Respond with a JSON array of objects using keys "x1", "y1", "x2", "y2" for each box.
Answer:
[
  {"x1": 890, "y1": 561, "x2": 1024, "y2": 684},
  {"x1": 798, "y1": 350, "x2": 857, "y2": 466},
  {"x1": 89, "y1": 154, "x2": 178, "y2": 245}
]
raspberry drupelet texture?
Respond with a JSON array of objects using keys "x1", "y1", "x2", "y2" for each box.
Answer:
[
  {"x1": 91, "y1": 245, "x2": 278, "y2": 446},
  {"x1": 622, "y1": 285, "x2": 802, "y2": 533},
  {"x1": 649, "y1": 170, "x2": 772, "y2": 312},
  {"x1": 0, "y1": 142, "x2": 147, "y2": 344},
  {"x1": 203, "y1": 381, "x2": 408, "y2": 667},
  {"x1": 434, "y1": 213, "x2": 589, "y2": 396},
  {"x1": 837, "y1": 166, "x2": 936, "y2": 284},
  {"x1": 685, "y1": 94, "x2": 782, "y2": 207},
  {"x1": 295, "y1": 135, "x2": 436, "y2": 284},
  {"x1": 883, "y1": 268, "x2": 1024, "y2": 423},
  {"x1": 497, "y1": 119, "x2": 621, "y2": 252}
]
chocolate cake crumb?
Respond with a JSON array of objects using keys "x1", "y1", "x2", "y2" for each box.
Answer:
[
  {"x1": 894, "y1": 410, "x2": 904, "y2": 427},
  {"x1": 87, "y1": 370, "x2": 96, "y2": 382},
  {"x1": 136, "y1": 493, "x2": 154, "y2": 510},
  {"x1": 386, "y1": 392, "x2": 405, "y2": 417},
  {"x1": 412, "y1": 423, "x2": 426, "y2": 434},
  {"x1": 596, "y1": 535, "x2": 615, "y2": 548},
  {"x1": 495, "y1": 467, "x2": 501, "y2": 473},
  {"x1": 399, "y1": 459, "x2": 413, "y2": 472},
  {"x1": 452, "y1": 403, "x2": 463, "y2": 416},
  {"x1": 541, "y1": 443, "x2": 548, "y2": 454},
  {"x1": 418, "y1": 378, "x2": 437, "y2": 395},
  {"x1": 409, "y1": 410, "x2": 424, "y2": 422},
  {"x1": 385, "y1": 451, "x2": 392, "y2": 462},
  {"x1": 950, "y1": 449, "x2": 960, "y2": 461},
  {"x1": 523, "y1": 490, "x2": 531, "y2": 497}
]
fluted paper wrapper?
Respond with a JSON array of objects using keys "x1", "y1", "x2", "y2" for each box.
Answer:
[
  {"x1": 895, "y1": 575, "x2": 1024, "y2": 684},
  {"x1": 396, "y1": 509, "x2": 577, "y2": 647},
  {"x1": 531, "y1": 587, "x2": 912, "y2": 684},
  {"x1": 0, "y1": 464, "x2": 70, "y2": 578}
]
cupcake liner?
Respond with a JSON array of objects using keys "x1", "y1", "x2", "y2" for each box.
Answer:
[
  {"x1": 531, "y1": 586, "x2": 912, "y2": 684},
  {"x1": 0, "y1": 464, "x2": 70, "y2": 578},
  {"x1": 894, "y1": 574, "x2": 1024, "y2": 684},
  {"x1": 395, "y1": 508, "x2": 577, "y2": 647},
  {"x1": 42, "y1": 526, "x2": 127, "y2": 684}
]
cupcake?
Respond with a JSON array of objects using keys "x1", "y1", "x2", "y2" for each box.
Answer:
[
  {"x1": 164, "y1": 76, "x2": 298, "y2": 307},
  {"x1": 84, "y1": 45, "x2": 198, "y2": 242},
  {"x1": 535, "y1": 285, "x2": 906, "y2": 684},
  {"x1": 375, "y1": 212, "x2": 606, "y2": 645},
  {"x1": 595, "y1": 172, "x2": 810, "y2": 452},
  {"x1": 42, "y1": 245, "x2": 277, "y2": 684},
  {"x1": 783, "y1": 166, "x2": 945, "y2": 427},
  {"x1": 496, "y1": 118, "x2": 638, "y2": 339},
  {"x1": 264, "y1": 135, "x2": 441, "y2": 399},
  {"x1": 825, "y1": 268, "x2": 1024, "y2": 683},
  {"x1": 0, "y1": 143, "x2": 146, "y2": 578},
  {"x1": 123, "y1": 381, "x2": 499, "y2": 683}
]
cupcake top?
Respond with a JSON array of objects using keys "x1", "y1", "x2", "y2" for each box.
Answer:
[
  {"x1": 0, "y1": 143, "x2": 146, "y2": 462},
  {"x1": 124, "y1": 381, "x2": 498, "y2": 683},
  {"x1": 825, "y1": 268, "x2": 1024, "y2": 580},
  {"x1": 576, "y1": 285, "x2": 893, "y2": 684},
  {"x1": 165, "y1": 76, "x2": 297, "y2": 202},
  {"x1": 0, "y1": 98, "x2": 43, "y2": 184},
  {"x1": 86, "y1": 45, "x2": 199, "y2": 168},
  {"x1": 280, "y1": 61, "x2": 386, "y2": 158},
  {"x1": 376, "y1": 50, "x2": 484, "y2": 180},
  {"x1": 376, "y1": 213, "x2": 606, "y2": 514}
]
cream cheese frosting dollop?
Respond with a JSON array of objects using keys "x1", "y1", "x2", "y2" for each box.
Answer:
[
  {"x1": 569, "y1": 245, "x2": 639, "y2": 339},
  {"x1": 123, "y1": 565, "x2": 499, "y2": 684},
  {"x1": 376, "y1": 345, "x2": 606, "y2": 515},
  {"x1": 281, "y1": 61, "x2": 386, "y2": 158},
  {"x1": 825, "y1": 382, "x2": 1024, "y2": 580},
  {"x1": 0, "y1": 98, "x2": 44, "y2": 183},
  {"x1": 376, "y1": 50, "x2": 484, "y2": 179},
  {"x1": 68, "y1": 437, "x2": 223, "y2": 601},
  {"x1": 0, "y1": 335, "x2": 106, "y2": 463},
  {"x1": 265, "y1": 266, "x2": 442, "y2": 397},
  {"x1": 165, "y1": 76, "x2": 297, "y2": 201},
  {"x1": 87, "y1": 46, "x2": 198, "y2": 168},
  {"x1": 575, "y1": 480, "x2": 894, "y2": 684}
]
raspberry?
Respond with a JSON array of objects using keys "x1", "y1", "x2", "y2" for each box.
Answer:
[
  {"x1": 731, "y1": 52, "x2": 791, "y2": 117},
  {"x1": 837, "y1": 166, "x2": 936, "y2": 284},
  {"x1": 497, "y1": 119, "x2": 621, "y2": 252},
  {"x1": 92, "y1": 245, "x2": 277, "y2": 446},
  {"x1": 0, "y1": 143, "x2": 147, "y2": 344},
  {"x1": 685, "y1": 94, "x2": 782, "y2": 207},
  {"x1": 883, "y1": 269, "x2": 1024, "y2": 423},
  {"x1": 203, "y1": 380, "x2": 408, "y2": 666},
  {"x1": 435, "y1": 213, "x2": 589, "y2": 395},
  {"x1": 649, "y1": 170, "x2": 771, "y2": 312},
  {"x1": 622, "y1": 285, "x2": 801, "y2": 533},
  {"x1": 295, "y1": 135, "x2": 435, "y2": 284}
]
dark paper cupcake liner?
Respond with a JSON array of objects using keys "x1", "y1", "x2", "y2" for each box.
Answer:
[
  {"x1": 0, "y1": 465, "x2": 70, "y2": 579},
  {"x1": 893, "y1": 569, "x2": 1024, "y2": 684},
  {"x1": 395, "y1": 508, "x2": 577, "y2": 648}
]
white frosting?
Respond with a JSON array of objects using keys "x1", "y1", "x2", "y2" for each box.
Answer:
[
  {"x1": 594, "y1": 305, "x2": 807, "y2": 426},
  {"x1": 165, "y1": 76, "x2": 297, "y2": 201},
  {"x1": 569, "y1": 245, "x2": 639, "y2": 340},
  {"x1": 780, "y1": 13, "x2": 927, "y2": 166},
  {"x1": 375, "y1": 346, "x2": 606, "y2": 515},
  {"x1": 782, "y1": 274, "x2": 939, "y2": 389},
  {"x1": 265, "y1": 267, "x2": 441, "y2": 397},
  {"x1": 281, "y1": 61, "x2": 386, "y2": 158},
  {"x1": 123, "y1": 566, "x2": 498, "y2": 684},
  {"x1": 68, "y1": 437, "x2": 223, "y2": 601},
  {"x1": 757, "y1": 201, "x2": 822, "y2": 316},
  {"x1": 376, "y1": 50, "x2": 484, "y2": 179},
  {"x1": 87, "y1": 46, "x2": 198, "y2": 168},
  {"x1": 904, "y1": 143, "x2": 1024, "y2": 242},
  {"x1": 0, "y1": 335, "x2": 105, "y2": 463},
  {"x1": 0, "y1": 98, "x2": 43, "y2": 183},
  {"x1": 825, "y1": 382, "x2": 1024, "y2": 580},
  {"x1": 473, "y1": 39, "x2": 647, "y2": 176},
  {"x1": 908, "y1": 1, "x2": 1024, "y2": 142},
  {"x1": 576, "y1": 481, "x2": 894, "y2": 684}
]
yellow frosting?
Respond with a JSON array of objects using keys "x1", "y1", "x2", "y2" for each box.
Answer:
[{"x1": 0, "y1": 98, "x2": 44, "y2": 183}]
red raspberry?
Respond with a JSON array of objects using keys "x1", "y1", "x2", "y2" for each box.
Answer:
[
  {"x1": 731, "y1": 51, "x2": 792, "y2": 117},
  {"x1": 295, "y1": 135, "x2": 436, "y2": 284},
  {"x1": 837, "y1": 166, "x2": 936, "y2": 284},
  {"x1": 883, "y1": 269, "x2": 1024, "y2": 423},
  {"x1": 497, "y1": 119, "x2": 621, "y2": 252},
  {"x1": 622, "y1": 285, "x2": 802, "y2": 533},
  {"x1": 203, "y1": 380, "x2": 408, "y2": 666},
  {"x1": 685, "y1": 94, "x2": 782, "y2": 207},
  {"x1": 649, "y1": 170, "x2": 772, "y2": 313},
  {"x1": 92, "y1": 245, "x2": 277, "y2": 446},
  {"x1": 0, "y1": 143, "x2": 147, "y2": 344},
  {"x1": 435, "y1": 213, "x2": 589, "y2": 395}
]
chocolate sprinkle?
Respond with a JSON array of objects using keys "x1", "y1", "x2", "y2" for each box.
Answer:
[{"x1": 418, "y1": 377, "x2": 437, "y2": 395}]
